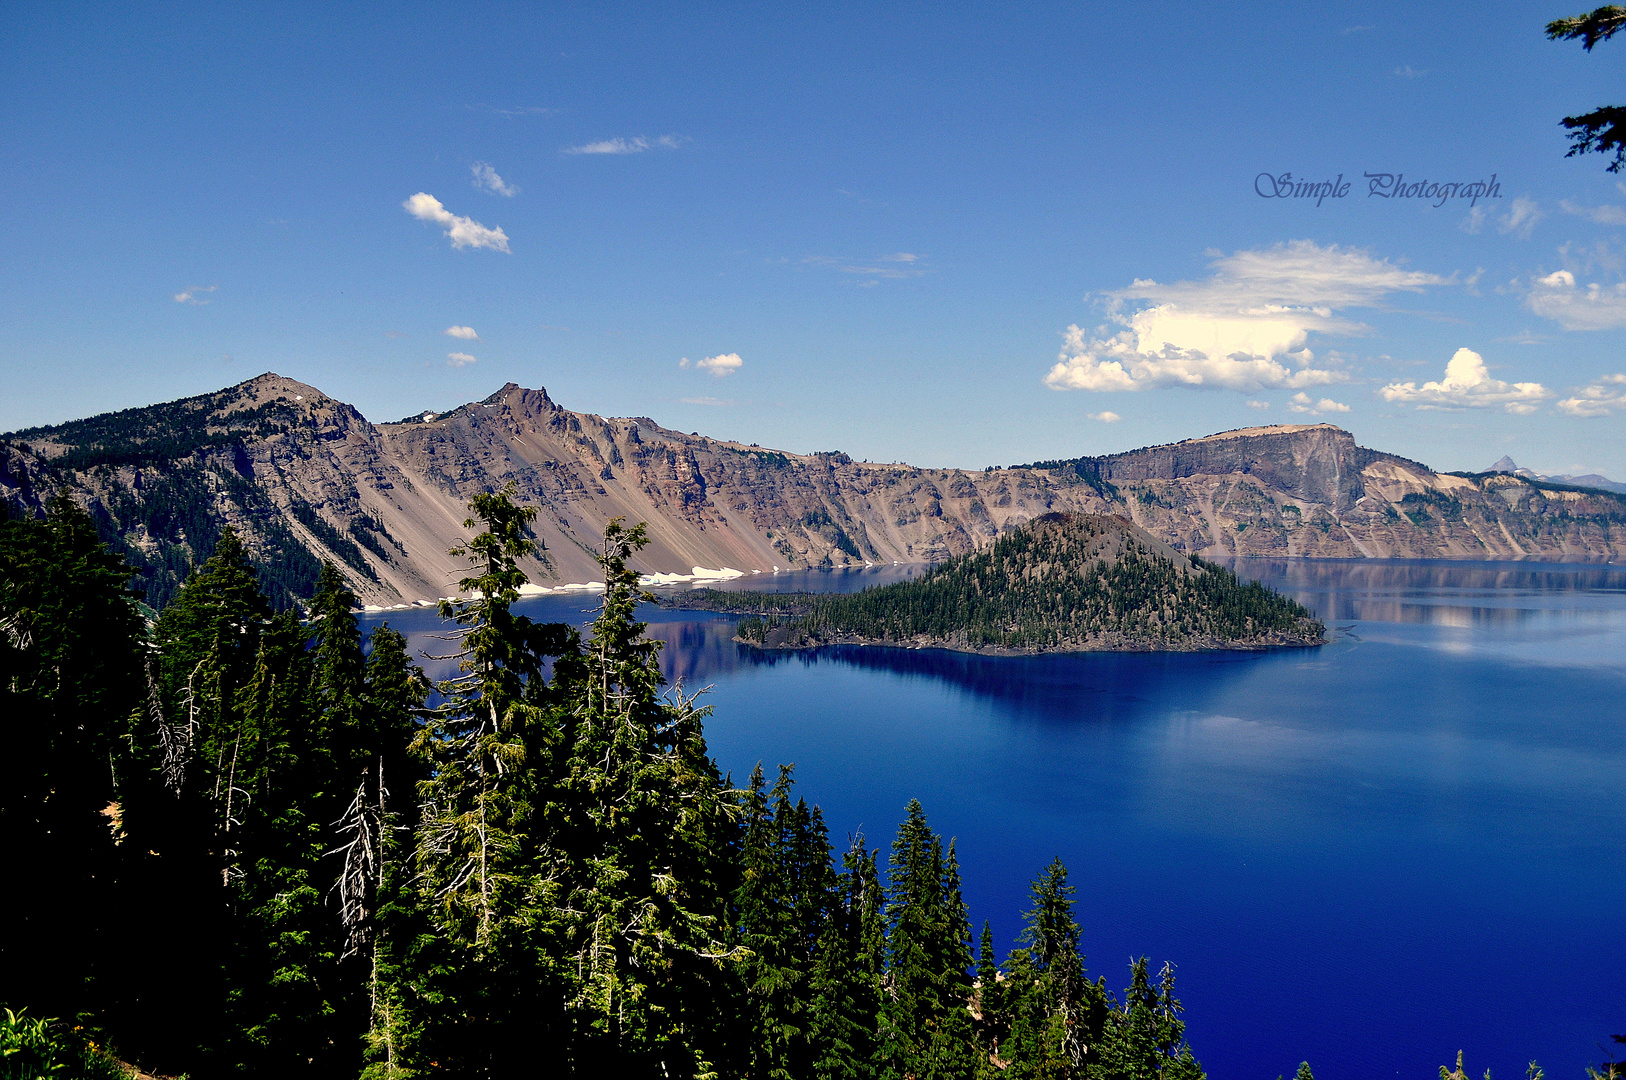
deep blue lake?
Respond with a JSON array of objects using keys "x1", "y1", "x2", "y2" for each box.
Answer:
[{"x1": 362, "y1": 559, "x2": 1626, "y2": 1080}]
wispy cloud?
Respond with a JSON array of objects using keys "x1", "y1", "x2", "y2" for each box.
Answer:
[
  {"x1": 1500, "y1": 197, "x2": 1543, "y2": 239},
  {"x1": 1394, "y1": 65, "x2": 1427, "y2": 78},
  {"x1": 1247, "y1": 400, "x2": 1271, "y2": 410},
  {"x1": 1560, "y1": 199, "x2": 1626, "y2": 225},
  {"x1": 681, "y1": 352, "x2": 743, "y2": 378},
  {"x1": 680, "y1": 396, "x2": 735, "y2": 406},
  {"x1": 446, "y1": 352, "x2": 478, "y2": 367},
  {"x1": 173, "y1": 285, "x2": 217, "y2": 305},
  {"x1": 403, "y1": 193, "x2": 511, "y2": 252},
  {"x1": 1379, "y1": 347, "x2": 1549, "y2": 413},
  {"x1": 384, "y1": 330, "x2": 408, "y2": 339},
  {"x1": 803, "y1": 252, "x2": 928, "y2": 283},
  {"x1": 1342, "y1": 24, "x2": 1374, "y2": 34},
  {"x1": 471, "y1": 162, "x2": 519, "y2": 197},
  {"x1": 1557, "y1": 373, "x2": 1626, "y2": 416},
  {"x1": 1287, "y1": 393, "x2": 1350, "y2": 415},
  {"x1": 1044, "y1": 240, "x2": 1447, "y2": 394},
  {"x1": 1527, "y1": 268, "x2": 1626, "y2": 329},
  {"x1": 1086, "y1": 411, "x2": 1121, "y2": 423},
  {"x1": 562, "y1": 134, "x2": 686, "y2": 156},
  {"x1": 444, "y1": 325, "x2": 479, "y2": 340},
  {"x1": 472, "y1": 104, "x2": 558, "y2": 118}
]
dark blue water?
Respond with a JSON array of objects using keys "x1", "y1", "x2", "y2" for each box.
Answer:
[{"x1": 363, "y1": 560, "x2": 1626, "y2": 1080}]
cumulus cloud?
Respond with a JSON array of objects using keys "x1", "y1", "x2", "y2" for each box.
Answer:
[
  {"x1": 470, "y1": 162, "x2": 518, "y2": 196},
  {"x1": 402, "y1": 193, "x2": 511, "y2": 252},
  {"x1": 173, "y1": 285, "x2": 216, "y2": 304},
  {"x1": 1287, "y1": 393, "x2": 1350, "y2": 415},
  {"x1": 1044, "y1": 241, "x2": 1448, "y2": 394},
  {"x1": 444, "y1": 325, "x2": 479, "y2": 340},
  {"x1": 1247, "y1": 400, "x2": 1271, "y2": 410},
  {"x1": 563, "y1": 134, "x2": 685, "y2": 155},
  {"x1": 1527, "y1": 268, "x2": 1626, "y2": 330},
  {"x1": 1379, "y1": 348, "x2": 1549, "y2": 413},
  {"x1": 1557, "y1": 373, "x2": 1626, "y2": 416},
  {"x1": 446, "y1": 352, "x2": 478, "y2": 367},
  {"x1": 695, "y1": 352, "x2": 743, "y2": 377},
  {"x1": 1087, "y1": 411, "x2": 1121, "y2": 423}
]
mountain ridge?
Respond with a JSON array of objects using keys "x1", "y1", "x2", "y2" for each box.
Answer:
[{"x1": 4, "y1": 373, "x2": 1624, "y2": 608}]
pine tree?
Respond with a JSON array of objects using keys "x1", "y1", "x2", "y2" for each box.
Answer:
[
  {"x1": 880, "y1": 801, "x2": 978, "y2": 1080},
  {"x1": 999, "y1": 859, "x2": 1108, "y2": 1080},
  {"x1": 551, "y1": 517, "x2": 742, "y2": 1073},
  {"x1": 810, "y1": 836, "x2": 885, "y2": 1080},
  {"x1": 0, "y1": 496, "x2": 143, "y2": 1032}
]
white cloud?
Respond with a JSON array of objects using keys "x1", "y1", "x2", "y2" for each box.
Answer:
[
  {"x1": 1557, "y1": 373, "x2": 1626, "y2": 416},
  {"x1": 173, "y1": 285, "x2": 216, "y2": 304},
  {"x1": 1044, "y1": 241, "x2": 1447, "y2": 394},
  {"x1": 1379, "y1": 348, "x2": 1549, "y2": 414},
  {"x1": 444, "y1": 325, "x2": 479, "y2": 340},
  {"x1": 678, "y1": 357, "x2": 690, "y2": 369},
  {"x1": 1499, "y1": 197, "x2": 1543, "y2": 239},
  {"x1": 1087, "y1": 411, "x2": 1121, "y2": 423},
  {"x1": 470, "y1": 162, "x2": 518, "y2": 197},
  {"x1": 402, "y1": 193, "x2": 511, "y2": 252},
  {"x1": 446, "y1": 352, "x2": 478, "y2": 367},
  {"x1": 1527, "y1": 268, "x2": 1626, "y2": 330},
  {"x1": 1287, "y1": 393, "x2": 1350, "y2": 414},
  {"x1": 1394, "y1": 65, "x2": 1427, "y2": 78},
  {"x1": 1560, "y1": 200, "x2": 1626, "y2": 225},
  {"x1": 563, "y1": 134, "x2": 685, "y2": 155},
  {"x1": 696, "y1": 352, "x2": 743, "y2": 377},
  {"x1": 1247, "y1": 400, "x2": 1271, "y2": 410},
  {"x1": 680, "y1": 396, "x2": 735, "y2": 406}
]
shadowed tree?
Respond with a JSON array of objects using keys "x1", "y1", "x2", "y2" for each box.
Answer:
[{"x1": 1548, "y1": 6, "x2": 1626, "y2": 170}]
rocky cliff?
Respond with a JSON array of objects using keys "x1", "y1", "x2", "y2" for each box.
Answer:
[{"x1": 4, "y1": 375, "x2": 1623, "y2": 608}]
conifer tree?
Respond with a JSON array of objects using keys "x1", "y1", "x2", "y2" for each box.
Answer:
[
  {"x1": 551, "y1": 517, "x2": 742, "y2": 1073},
  {"x1": 0, "y1": 497, "x2": 143, "y2": 1030}
]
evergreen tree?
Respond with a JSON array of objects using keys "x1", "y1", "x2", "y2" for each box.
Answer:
[
  {"x1": 0, "y1": 497, "x2": 143, "y2": 1031},
  {"x1": 999, "y1": 860, "x2": 1108, "y2": 1080},
  {"x1": 1100, "y1": 959, "x2": 1203, "y2": 1080},
  {"x1": 880, "y1": 801, "x2": 977, "y2": 1080},
  {"x1": 550, "y1": 517, "x2": 742, "y2": 1073}
]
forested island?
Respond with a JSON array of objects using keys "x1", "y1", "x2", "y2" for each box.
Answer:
[{"x1": 662, "y1": 513, "x2": 1325, "y2": 654}]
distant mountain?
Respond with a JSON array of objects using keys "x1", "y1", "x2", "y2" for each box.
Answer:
[
  {"x1": 665, "y1": 512, "x2": 1325, "y2": 653},
  {"x1": 4, "y1": 375, "x2": 1625, "y2": 609},
  {"x1": 1482, "y1": 455, "x2": 1626, "y2": 495}
]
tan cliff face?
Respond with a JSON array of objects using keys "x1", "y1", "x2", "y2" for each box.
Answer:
[{"x1": 3, "y1": 374, "x2": 1624, "y2": 607}]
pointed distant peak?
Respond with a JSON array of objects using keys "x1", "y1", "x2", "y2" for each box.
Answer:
[{"x1": 1486, "y1": 455, "x2": 1518, "y2": 473}]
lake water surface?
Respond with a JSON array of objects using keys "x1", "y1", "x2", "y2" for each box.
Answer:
[{"x1": 363, "y1": 559, "x2": 1626, "y2": 1080}]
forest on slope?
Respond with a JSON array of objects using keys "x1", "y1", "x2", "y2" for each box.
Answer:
[
  {"x1": 1, "y1": 492, "x2": 1221, "y2": 1080},
  {"x1": 663, "y1": 513, "x2": 1325, "y2": 653}
]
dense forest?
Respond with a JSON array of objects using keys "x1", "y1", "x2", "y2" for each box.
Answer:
[
  {"x1": 664, "y1": 514, "x2": 1324, "y2": 653},
  {"x1": 1, "y1": 489, "x2": 1239, "y2": 1079}
]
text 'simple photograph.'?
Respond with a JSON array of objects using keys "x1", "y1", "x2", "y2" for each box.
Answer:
[{"x1": 2, "y1": 3, "x2": 1623, "y2": 1079}]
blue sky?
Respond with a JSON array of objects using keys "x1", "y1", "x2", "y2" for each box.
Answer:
[{"x1": 4, "y1": 1, "x2": 1625, "y2": 476}]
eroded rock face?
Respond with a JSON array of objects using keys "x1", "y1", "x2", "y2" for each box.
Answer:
[{"x1": 5, "y1": 376, "x2": 1624, "y2": 607}]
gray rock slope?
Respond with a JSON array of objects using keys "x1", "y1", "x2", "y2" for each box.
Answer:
[{"x1": 4, "y1": 375, "x2": 1623, "y2": 607}]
